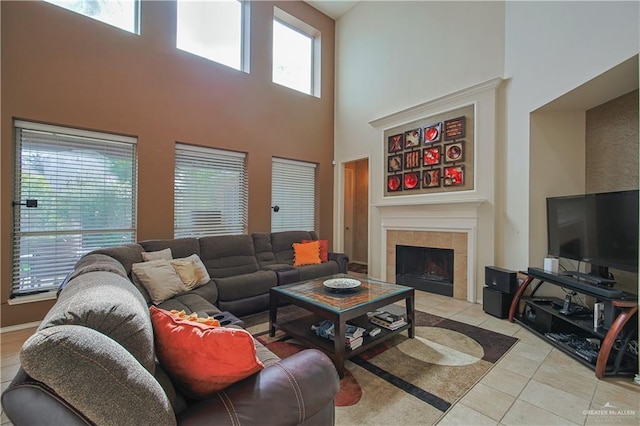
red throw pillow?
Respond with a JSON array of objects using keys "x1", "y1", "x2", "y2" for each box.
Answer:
[
  {"x1": 149, "y1": 306, "x2": 264, "y2": 399},
  {"x1": 303, "y1": 239, "x2": 329, "y2": 263},
  {"x1": 293, "y1": 241, "x2": 321, "y2": 266}
]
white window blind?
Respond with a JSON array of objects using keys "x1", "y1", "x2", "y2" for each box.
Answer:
[
  {"x1": 12, "y1": 121, "x2": 137, "y2": 297},
  {"x1": 271, "y1": 158, "x2": 317, "y2": 232},
  {"x1": 175, "y1": 144, "x2": 247, "y2": 237}
]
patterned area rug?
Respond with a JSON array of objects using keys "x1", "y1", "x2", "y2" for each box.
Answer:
[{"x1": 242, "y1": 305, "x2": 518, "y2": 425}]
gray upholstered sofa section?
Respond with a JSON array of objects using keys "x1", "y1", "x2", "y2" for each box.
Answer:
[
  {"x1": 2, "y1": 254, "x2": 339, "y2": 426},
  {"x1": 123, "y1": 231, "x2": 348, "y2": 317}
]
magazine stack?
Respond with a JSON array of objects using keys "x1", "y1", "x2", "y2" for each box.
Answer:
[
  {"x1": 311, "y1": 320, "x2": 366, "y2": 350},
  {"x1": 369, "y1": 311, "x2": 407, "y2": 330}
]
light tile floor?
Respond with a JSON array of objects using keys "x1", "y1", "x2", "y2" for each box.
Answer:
[{"x1": 1, "y1": 289, "x2": 638, "y2": 425}]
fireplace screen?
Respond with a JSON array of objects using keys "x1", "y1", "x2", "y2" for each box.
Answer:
[{"x1": 396, "y1": 245, "x2": 454, "y2": 296}]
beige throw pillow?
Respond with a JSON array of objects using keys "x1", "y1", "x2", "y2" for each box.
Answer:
[
  {"x1": 132, "y1": 260, "x2": 186, "y2": 305},
  {"x1": 170, "y1": 254, "x2": 210, "y2": 291},
  {"x1": 142, "y1": 248, "x2": 173, "y2": 261}
]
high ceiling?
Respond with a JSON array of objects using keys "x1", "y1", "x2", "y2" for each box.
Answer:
[{"x1": 304, "y1": 1, "x2": 359, "y2": 19}]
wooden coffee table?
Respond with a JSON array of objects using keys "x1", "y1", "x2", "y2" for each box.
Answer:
[{"x1": 269, "y1": 274, "x2": 415, "y2": 377}]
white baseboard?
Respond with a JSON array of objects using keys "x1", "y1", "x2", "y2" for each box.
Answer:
[{"x1": 1, "y1": 321, "x2": 41, "y2": 334}]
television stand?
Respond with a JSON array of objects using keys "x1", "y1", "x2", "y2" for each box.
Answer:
[
  {"x1": 509, "y1": 268, "x2": 638, "y2": 379},
  {"x1": 562, "y1": 270, "x2": 616, "y2": 286}
]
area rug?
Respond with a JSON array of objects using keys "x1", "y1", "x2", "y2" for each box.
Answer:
[{"x1": 242, "y1": 305, "x2": 518, "y2": 425}]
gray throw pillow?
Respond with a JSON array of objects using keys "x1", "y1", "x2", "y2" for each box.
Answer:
[{"x1": 21, "y1": 325, "x2": 176, "y2": 426}]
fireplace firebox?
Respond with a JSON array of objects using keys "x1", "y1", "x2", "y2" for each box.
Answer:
[{"x1": 396, "y1": 245, "x2": 454, "y2": 296}]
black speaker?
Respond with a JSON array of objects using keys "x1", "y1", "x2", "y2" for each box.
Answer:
[
  {"x1": 485, "y1": 266, "x2": 518, "y2": 294},
  {"x1": 483, "y1": 286, "x2": 513, "y2": 319}
]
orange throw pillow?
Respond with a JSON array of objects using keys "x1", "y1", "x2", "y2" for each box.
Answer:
[
  {"x1": 149, "y1": 306, "x2": 264, "y2": 399},
  {"x1": 293, "y1": 241, "x2": 321, "y2": 266},
  {"x1": 169, "y1": 309, "x2": 220, "y2": 327},
  {"x1": 303, "y1": 239, "x2": 328, "y2": 262}
]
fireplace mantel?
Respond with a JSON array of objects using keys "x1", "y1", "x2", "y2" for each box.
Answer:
[
  {"x1": 374, "y1": 197, "x2": 485, "y2": 208},
  {"x1": 363, "y1": 77, "x2": 501, "y2": 304},
  {"x1": 374, "y1": 198, "x2": 485, "y2": 213}
]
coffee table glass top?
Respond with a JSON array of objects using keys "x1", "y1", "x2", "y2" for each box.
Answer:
[{"x1": 272, "y1": 274, "x2": 412, "y2": 313}]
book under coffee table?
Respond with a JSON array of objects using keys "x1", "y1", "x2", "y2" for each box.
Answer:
[{"x1": 269, "y1": 274, "x2": 415, "y2": 377}]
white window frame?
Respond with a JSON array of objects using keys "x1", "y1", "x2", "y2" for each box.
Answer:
[
  {"x1": 44, "y1": 0, "x2": 141, "y2": 34},
  {"x1": 272, "y1": 7, "x2": 321, "y2": 97},
  {"x1": 176, "y1": 0, "x2": 251, "y2": 73},
  {"x1": 11, "y1": 120, "x2": 137, "y2": 300},
  {"x1": 271, "y1": 158, "x2": 317, "y2": 232},
  {"x1": 174, "y1": 144, "x2": 248, "y2": 237}
]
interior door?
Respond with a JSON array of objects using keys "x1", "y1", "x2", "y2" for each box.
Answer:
[{"x1": 343, "y1": 166, "x2": 355, "y2": 260}]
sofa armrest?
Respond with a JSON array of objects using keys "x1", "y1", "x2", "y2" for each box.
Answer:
[
  {"x1": 2, "y1": 368, "x2": 93, "y2": 426},
  {"x1": 176, "y1": 349, "x2": 339, "y2": 426},
  {"x1": 329, "y1": 252, "x2": 349, "y2": 274}
]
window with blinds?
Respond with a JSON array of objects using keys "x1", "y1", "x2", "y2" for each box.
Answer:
[
  {"x1": 12, "y1": 121, "x2": 137, "y2": 297},
  {"x1": 174, "y1": 144, "x2": 247, "y2": 237},
  {"x1": 271, "y1": 158, "x2": 317, "y2": 232}
]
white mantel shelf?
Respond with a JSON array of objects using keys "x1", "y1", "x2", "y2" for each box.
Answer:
[{"x1": 373, "y1": 197, "x2": 486, "y2": 208}]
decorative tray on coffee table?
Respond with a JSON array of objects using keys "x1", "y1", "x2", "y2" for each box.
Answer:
[{"x1": 323, "y1": 278, "x2": 361, "y2": 291}]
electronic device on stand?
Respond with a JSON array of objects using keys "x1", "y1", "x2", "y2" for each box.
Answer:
[{"x1": 483, "y1": 266, "x2": 518, "y2": 319}]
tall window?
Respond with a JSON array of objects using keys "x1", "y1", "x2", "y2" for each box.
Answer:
[
  {"x1": 44, "y1": 0, "x2": 140, "y2": 34},
  {"x1": 174, "y1": 144, "x2": 247, "y2": 237},
  {"x1": 272, "y1": 7, "x2": 320, "y2": 96},
  {"x1": 12, "y1": 121, "x2": 137, "y2": 298},
  {"x1": 176, "y1": 0, "x2": 249, "y2": 72},
  {"x1": 271, "y1": 158, "x2": 317, "y2": 232}
]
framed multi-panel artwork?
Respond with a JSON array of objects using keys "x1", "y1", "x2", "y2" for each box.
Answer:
[{"x1": 385, "y1": 109, "x2": 472, "y2": 195}]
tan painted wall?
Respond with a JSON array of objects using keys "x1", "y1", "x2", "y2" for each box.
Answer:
[{"x1": 0, "y1": 0, "x2": 335, "y2": 327}]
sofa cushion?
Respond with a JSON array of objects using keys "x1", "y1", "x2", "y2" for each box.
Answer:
[
  {"x1": 214, "y1": 270, "x2": 277, "y2": 302},
  {"x1": 157, "y1": 292, "x2": 221, "y2": 317},
  {"x1": 139, "y1": 238, "x2": 200, "y2": 260},
  {"x1": 293, "y1": 241, "x2": 321, "y2": 266},
  {"x1": 131, "y1": 260, "x2": 187, "y2": 305},
  {"x1": 39, "y1": 271, "x2": 156, "y2": 374},
  {"x1": 271, "y1": 231, "x2": 316, "y2": 264},
  {"x1": 188, "y1": 282, "x2": 219, "y2": 306},
  {"x1": 154, "y1": 364, "x2": 188, "y2": 414},
  {"x1": 297, "y1": 262, "x2": 340, "y2": 282},
  {"x1": 21, "y1": 325, "x2": 176, "y2": 426},
  {"x1": 142, "y1": 248, "x2": 173, "y2": 261},
  {"x1": 67, "y1": 253, "x2": 128, "y2": 282},
  {"x1": 150, "y1": 307, "x2": 264, "y2": 399},
  {"x1": 199, "y1": 235, "x2": 260, "y2": 277},
  {"x1": 170, "y1": 254, "x2": 210, "y2": 290},
  {"x1": 252, "y1": 232, "x2": 277, "y2": 267},
  {"x1": 89, "y1": 243, "x2": 144, "y2": 275}
]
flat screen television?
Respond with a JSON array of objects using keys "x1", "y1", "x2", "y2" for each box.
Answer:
[{"x1": 546, "y1": 189, "x2": 639, "y2": 278}]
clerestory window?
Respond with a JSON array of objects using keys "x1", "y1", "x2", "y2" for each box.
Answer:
[
  {"x1": 44, "y1": 0, "x2": 140, "y2": 34},
  {"x1": 176, "y1": 0, "x2": 250, "y2": 72},
  {"x1": 272, "y1": 7, "x2": 321, "y2": 97}
]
